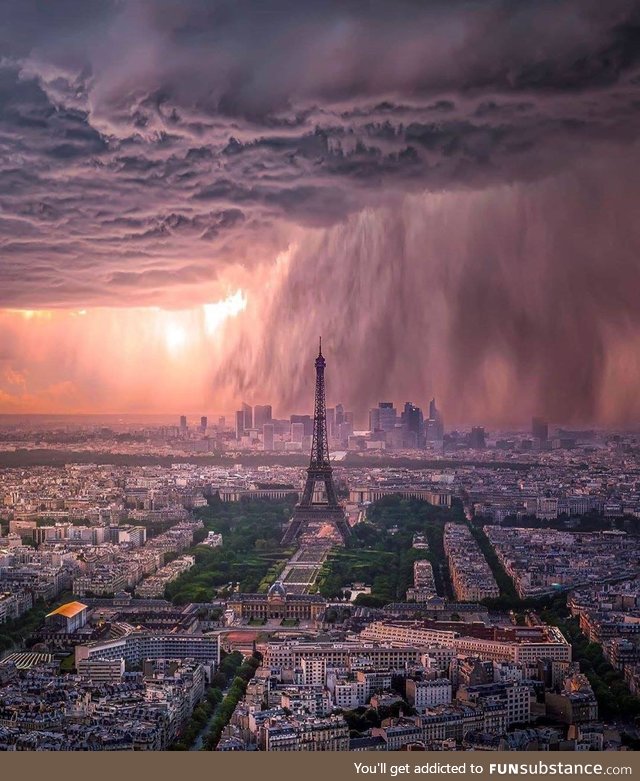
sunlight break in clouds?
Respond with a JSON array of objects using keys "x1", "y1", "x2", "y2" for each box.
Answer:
[{"x1": 0, "y1": 291, "x2": 247, "y2": 414}]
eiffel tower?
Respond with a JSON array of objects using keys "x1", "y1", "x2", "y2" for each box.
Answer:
[{"x1": 281, "y1": 338, "x2": 351, "y2": 546}]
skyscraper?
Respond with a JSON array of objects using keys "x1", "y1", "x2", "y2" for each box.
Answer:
[
  {"x1": 378, "y1": 402, "x2": 397, "y2": 432},
  {"x1": 200, "y1": 416, "x2": 208, "y2": 434},
  {"x1": 242, "y1": 402, "x2": 253, "y2": 431},
  {"x1": 263, "y1": 423, "x2": 274, "y2": 451},
  {"x1": 532, "y1": 417, "x2": 549, "y2": 443},
  {"x1": 291, "y1": 422, "x2": 305, "y2": 444},
  {"x1": 335, "y1": 403, "x2": 344, "y2": 427},
  {"x1": 401, "y1": 402, "x2": 424, "y2": 446},
  {"x1": 426, "y1": 398, "x2": 444, "y2": 442},
  {"x1": 291, "y1": 414, "x2": 313, "y2": 436},
  {"x1": 254, "y1": 404, "x2": 273, "y2": 429},
  {"x1": 179, "y1": 415, "x2": 187, "y2": 431},
  {"x1": 235, "y1": 410, "x2": 244, "y2": 440},
  {"x1": 326, "y1": 407, "x2": 335, "y2": 438},
  {"x1": 469, "y1": 426, "x2": 486, "y2": 449},
  {"x1": 369, "y1": 407, "x2": 381, "y2": 432},
  {"x1": 338, "y1": 420, "x2": 353, "y2": 441}
]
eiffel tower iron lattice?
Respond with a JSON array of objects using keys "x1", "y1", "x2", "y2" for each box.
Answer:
[{"x1": 281, "y1": 338, "x2": 352, "y2": 546}]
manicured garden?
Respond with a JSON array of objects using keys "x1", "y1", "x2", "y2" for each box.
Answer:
[
  {"x1": 165, "y1": 497, "x2": 296, "y2": 603},
  {"x1": 315, "y1": 495, "x2": 465, "y2": 603}
]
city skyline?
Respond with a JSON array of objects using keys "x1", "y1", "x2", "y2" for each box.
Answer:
[
  {"x1": 1, "y1": 3, "x2": 640, "y2": 423},
  {"x1": 0, "y1": 407, "x2": 630, "y2": 434},
  {"x1": 2, "y1": 3, "x2": 640, "y2": 757}
]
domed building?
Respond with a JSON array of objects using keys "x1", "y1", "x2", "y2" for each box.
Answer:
[
  {"x1": 227, "y1": 579, "x2": 325, "y2": 622},
  {"x1": 268, "y1": 580, "x2": 287, "y2": 599}
]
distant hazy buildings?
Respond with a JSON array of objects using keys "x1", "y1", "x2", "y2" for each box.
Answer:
[
  {"x1": 263, "y1": 423, "x2": 275, "y2": 451},
  {"x1": 235, "y1": 410, "x2": 244, "y2": 440},
  {"x1": 364, "y1": 398, "x2": 450, "y2": 451},
  {"x1": 532, "y1": 417, "x2": 548, "y2": 441},
  {"x1": 290, "y1": 414, "x2": 313, "y2": 436},
  {"x1": 426, "y1": 398, "x2": 444, "y2": 443},
  {"x1": 326, "y1": 407, "x2": 335, "y2": 437},
  {"x1": 254, "y1": 405, "x2": 273, "y2": 429},
  {"x1": 401, "y1": 402, "x2": 424, "y2": 447},
  {"x1": 369, "y1": 402, "x2": 397, "y2": 433},
  {"x1": 242, "y1": 402, "x2": 253, "y2": 431},
  {"x1": 291, "y1": 422, "x2": 305, "y2": 445},
  {"x1": 469, "y1": 427, "x2": 486, "y2": 449},
  {"x1": 223, "y1": 393, "x2": 595, "y2": 458}
]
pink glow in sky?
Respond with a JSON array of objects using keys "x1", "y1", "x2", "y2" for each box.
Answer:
[{"x1": 2, "y1": 1, "x2": 640, "y2": 423}]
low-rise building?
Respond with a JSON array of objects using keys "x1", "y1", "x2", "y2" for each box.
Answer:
[{"x1": 406, "y1": 678, "x2": 452, "y2": 712}]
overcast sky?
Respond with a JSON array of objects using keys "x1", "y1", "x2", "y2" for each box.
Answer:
[{"x1": 1, "y1": 0, "x2": 640, "y2": 424}]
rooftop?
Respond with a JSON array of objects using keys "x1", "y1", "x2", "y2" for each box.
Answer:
[{"x1": 46, "y1": 601, "x2": 88, "y2": 620}]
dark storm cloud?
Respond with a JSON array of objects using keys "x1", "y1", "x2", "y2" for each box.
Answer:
[
  {"x1": 0, "y1": 0, "x2": 638, "y2": 305},
  {"x1": 1, "y1": 1, "x2": 640, "y2": 420},
  {"x1": 214, "y1": 152, "x2": 640, "y2": 425}
]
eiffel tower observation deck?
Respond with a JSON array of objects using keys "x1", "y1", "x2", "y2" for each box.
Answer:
[{"x1": 281, "y1": 338, "x2": 352, "y2": 546}]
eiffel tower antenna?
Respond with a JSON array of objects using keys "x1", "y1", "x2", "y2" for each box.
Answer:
[{"x1": 281, "y1": 338, "x2": 351, "y2": 546}]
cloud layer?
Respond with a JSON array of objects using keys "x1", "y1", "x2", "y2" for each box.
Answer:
[
  {"x1": 214, "y1": 153, "x2": 640, "y2": 425},
  {"x1": 1, "y1": 1, "x2": 640, "y2": 422}
]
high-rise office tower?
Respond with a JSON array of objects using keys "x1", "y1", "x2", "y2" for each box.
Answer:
[
  {"x1": 218, "y1": 416, "x2": 225, "y2": 428},
  {"x1": 241, "y1": 402, "x2": 253, "y2": 431},
  {"x1": 200, "y1": 416, "x2": 208, "y2": 433},
  {"x1": 273, "y1": 419, "x2": 291, "y2": 436},
  {"x1": 254, "y1": 404, "x2": 273, "y2": 429},
  {"x1": 469, "y1": 426, "x2": 486, "y2": 449},
  {"x1": 179, "y1": 415, "x2": 187, "y2": 431},
  {"x1": 291, "y1": 414, "x2": 313, "y2": 436},
  {"x1": 369, "y1": 407, "x2": 381, "y2": 432},
  {"x1": 263, "y1": 423, "x2": 274, "y2": 451},
  {"x1": 235, "y1": 410, "x2": 244, "y2": 440},
  {"x1": 335, "y1": 403, "x2": 344, "y2": 427},
  {"x1": 426, "y1": 398, "x2": 444, "y2": 442},
  {"x1": 291, "y1": 422, "x2": 305, "y2": 444},
  {"x1": 338, "y1": 421, "x2": 353, "y2": 440},
  {"x1": 326, "y1": 407, "x2": 335, "y2": 438},
  {"x1": 401, "y1": 402, "x2": 424, "y2": 446},
  {"x1": 378, "y1": 402, "x2": 397, "y2": 432},
  {"x1": 532, "y1": 417, "x2": 549, "y2": 443}
]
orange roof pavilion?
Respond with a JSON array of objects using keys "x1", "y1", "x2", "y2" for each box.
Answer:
[{"x1": 46, "y1": 601, "x2": 88, "y2": 619}]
